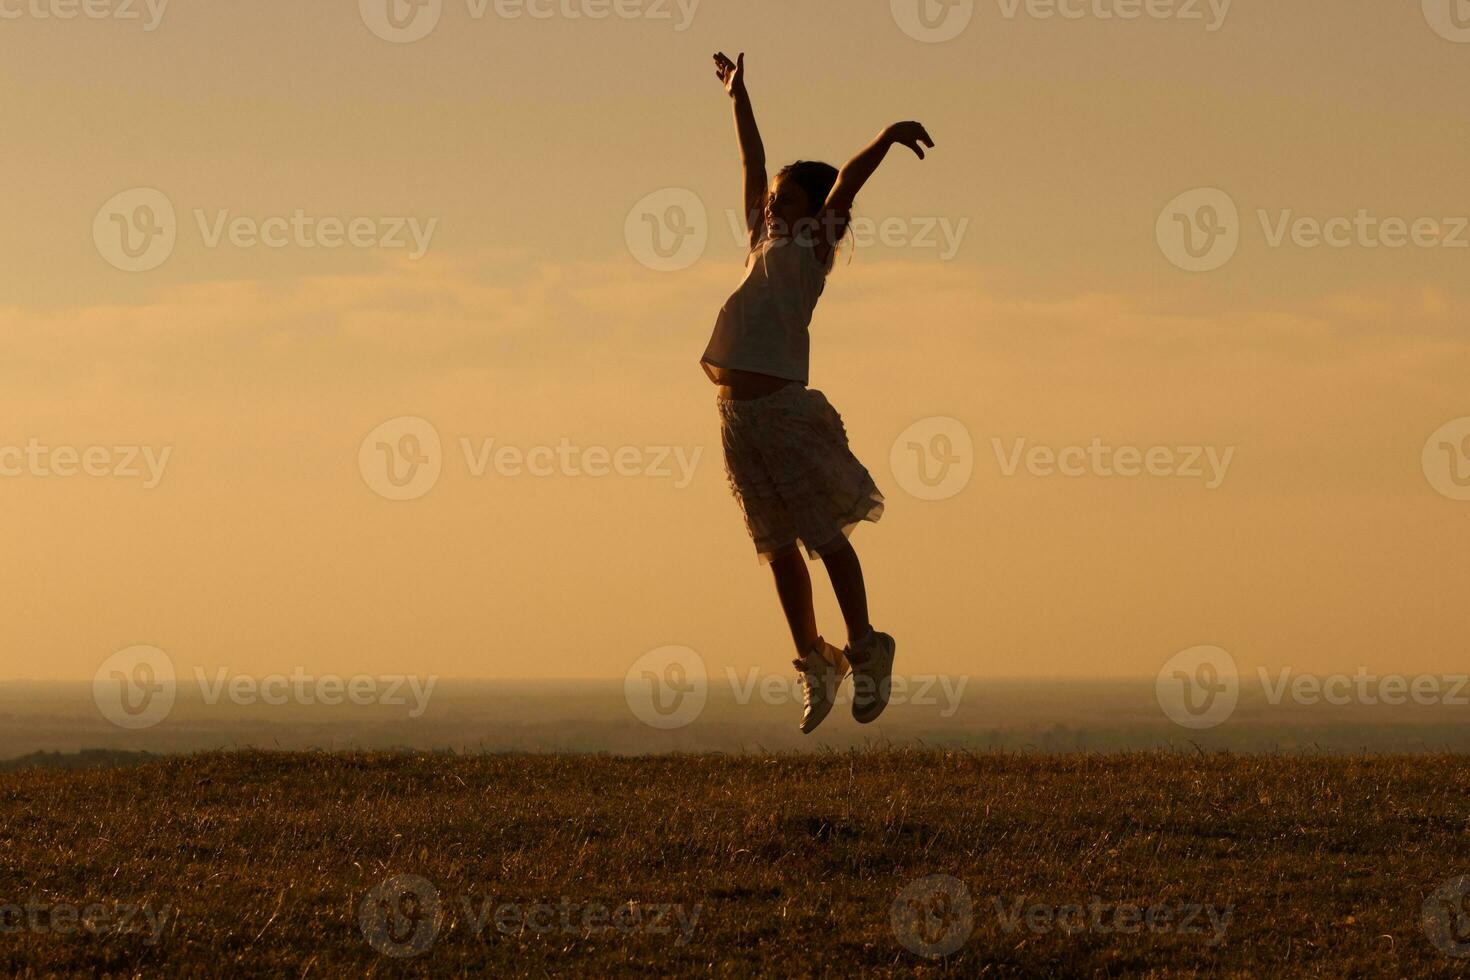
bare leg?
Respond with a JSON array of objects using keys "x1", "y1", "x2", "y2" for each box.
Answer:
[
  {"x1": 817, "y1": 537, "x2": 872, "y2": 646},
  {"x1": 769, "y1": 545, "x2": 821, "y2": 657}
]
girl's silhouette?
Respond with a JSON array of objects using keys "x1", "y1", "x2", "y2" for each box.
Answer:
[{"x1": 701, "y1": 51, "x2": 934, "y2": 733}]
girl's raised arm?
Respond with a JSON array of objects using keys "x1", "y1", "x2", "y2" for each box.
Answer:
[
  {"x1": 713, "y1": 52, "x2": 767, "y2": 250},
  {"x1": 814, "y1": 121, "x2": 935, "y2": 264}
]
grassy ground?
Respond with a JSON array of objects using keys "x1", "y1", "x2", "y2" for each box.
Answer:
[{"x1": 2, "y1": 750, "x2": 1469, "y2": 977}]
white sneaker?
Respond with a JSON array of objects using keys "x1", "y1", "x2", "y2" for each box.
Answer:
[
  {"x1": 793, "y1": 639, "x2": 850, "y2": 734},
  {"x1": 848, "y1": 629, "x2": 896, "y2": 724}
]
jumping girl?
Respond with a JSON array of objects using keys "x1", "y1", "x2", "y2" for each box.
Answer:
[{"x1": 700, "y1": 51, "x2": 934, "y2": 733}]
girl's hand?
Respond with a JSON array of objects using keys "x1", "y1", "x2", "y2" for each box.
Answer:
[
  {"x1": 713, "y1": 51, "x2": 747, "y2": 99},
  {"x1": 886, "y1": 121, "x2": 936, "y2": 160}
]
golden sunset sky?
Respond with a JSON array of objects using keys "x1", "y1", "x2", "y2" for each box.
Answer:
[{"x1": 2, "y1": 0, "x2": 1467, "y2": 681}]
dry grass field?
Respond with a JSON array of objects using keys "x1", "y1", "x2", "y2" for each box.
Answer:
[{"x1": 3, "y1": 750, "x2": 1470, "y2": 977}]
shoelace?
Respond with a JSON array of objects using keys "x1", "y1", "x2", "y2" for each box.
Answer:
[{"x1": 792, "y1": 656, "x2": 824, "y2": 708}]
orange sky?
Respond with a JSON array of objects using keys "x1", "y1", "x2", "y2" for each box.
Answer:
[{"x1": 1, "y1": 0, "x2": 1468, "y2": 681}]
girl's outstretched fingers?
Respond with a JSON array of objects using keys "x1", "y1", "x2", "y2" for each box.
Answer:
[
  {"x1": 713, "y1": 51, "x2": 747, "y2": 98},
  {"x1": 889, "y1": 121, "x2": 935, "y2": 159}
]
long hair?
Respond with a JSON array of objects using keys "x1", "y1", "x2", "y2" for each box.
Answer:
[
  {"x1": 776, "y1": 160, "x2": 851, "y2": 263},
  {"x1": 777, "y1": 160, "x2": 838, "y2": 215}
]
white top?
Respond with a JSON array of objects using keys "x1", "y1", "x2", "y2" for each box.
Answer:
[{"x1": 701, "y1": 233, "x2": 832, "y2": 385}]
